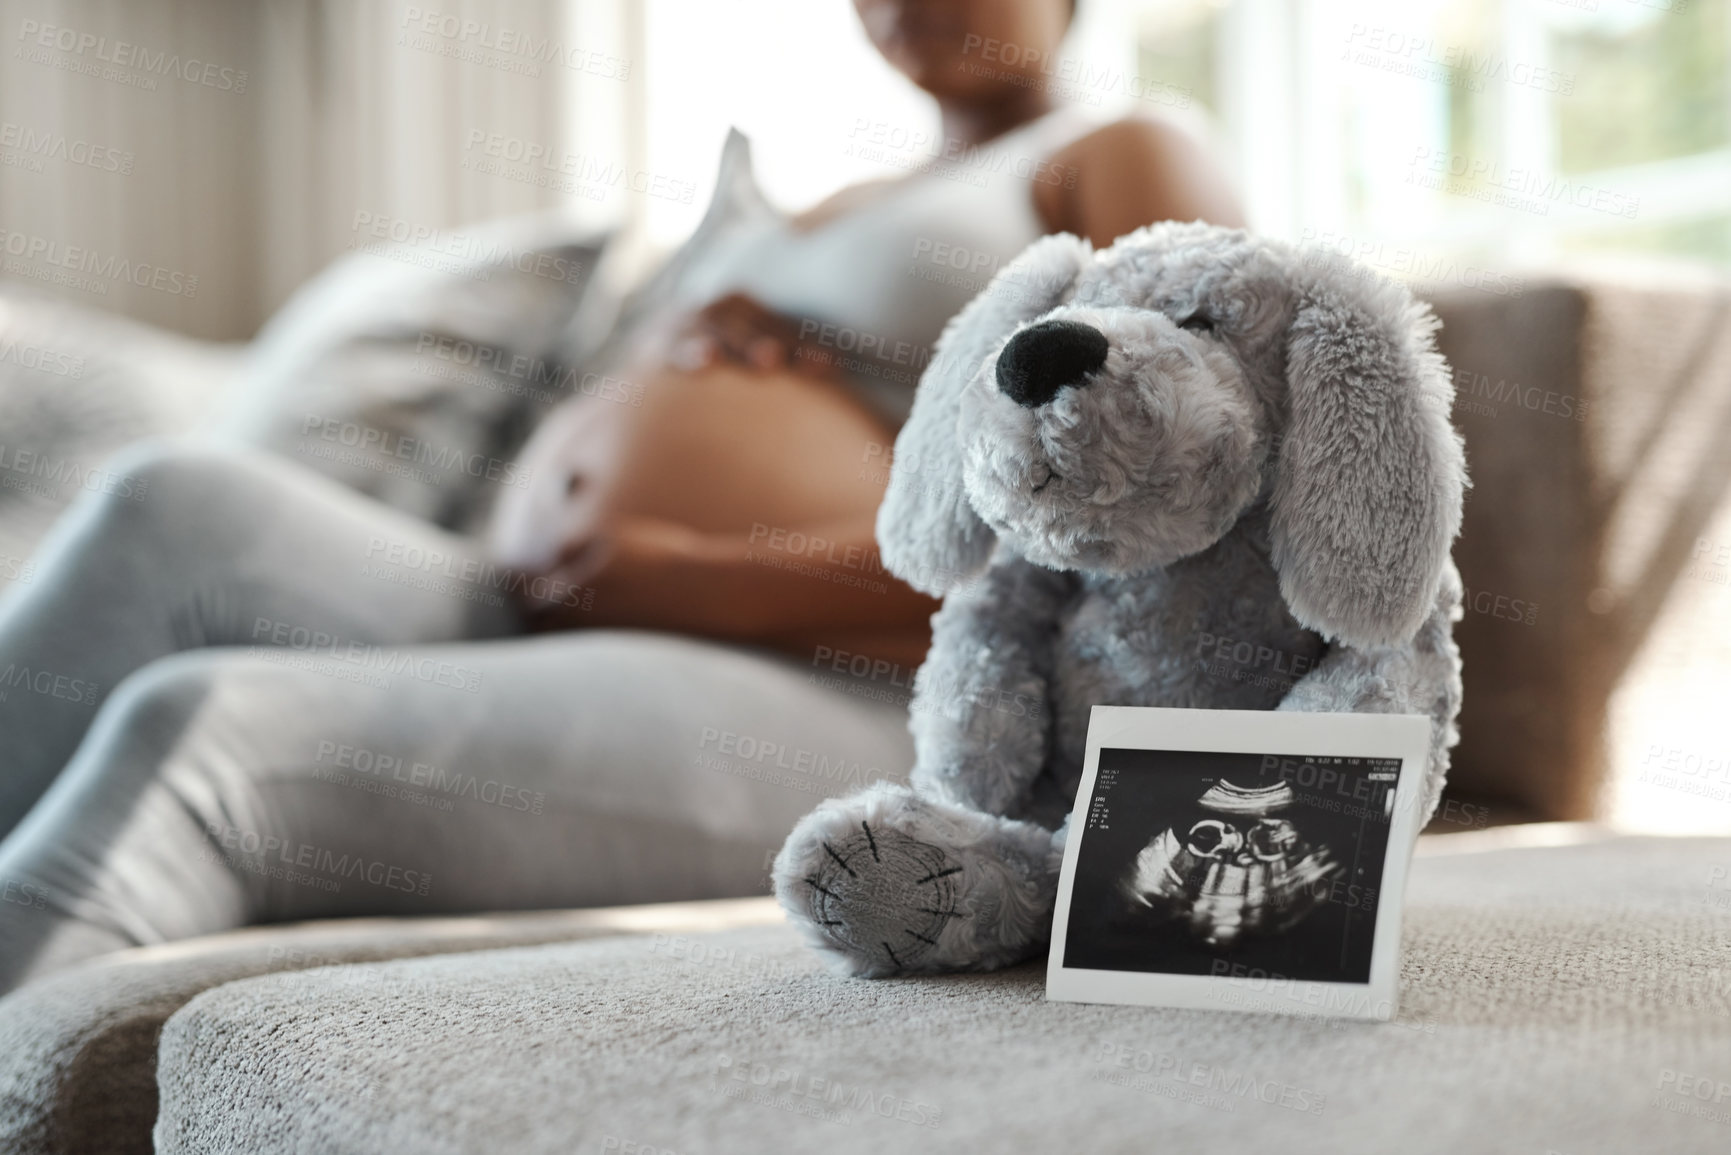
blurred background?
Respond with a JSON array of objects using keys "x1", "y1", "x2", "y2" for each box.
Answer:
[
  {"x1": 1, "y1": 0, "x2": 1728, "y2": 833},
  {"x1": 6, "y1": 0, "x2": 1727, "y2": 337}
]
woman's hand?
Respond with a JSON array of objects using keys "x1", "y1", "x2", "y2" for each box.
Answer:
[
  {"x1": 518, "y1": 513, "x2": 721, "y2": 633},
  {"x1": 488, "y1": 388, "x2": 635, "y2": 574},
  {"x1": 516, "y1": 509, "x2": 941, "y2": 656},
  {"x1": 668, "y1": 292, "x2": 843, "y2": 380}
]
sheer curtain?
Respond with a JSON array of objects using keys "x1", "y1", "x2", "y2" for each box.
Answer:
[{"x1": 0, "y1": 0, "x2": 611, "y2": 339}]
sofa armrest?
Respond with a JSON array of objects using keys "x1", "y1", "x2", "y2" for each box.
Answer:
[{"x1": 1426, "y1": 275, "x2": 1731, "y2": 821}]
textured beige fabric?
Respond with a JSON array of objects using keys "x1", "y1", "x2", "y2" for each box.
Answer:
[
  {"x1": 0, "y1": 900, "x2": 780, "y2": 1155},
  {"x1": 1431, "y1": 277, "x2": 1731, "y2": 822},
  {"x1": 151, "y1": 835, "x2": 1731, "y2": 1155}
]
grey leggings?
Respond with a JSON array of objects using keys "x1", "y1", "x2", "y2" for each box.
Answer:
[{"x1": 0, "y1": 442, "x2": 913, "y2": 993}]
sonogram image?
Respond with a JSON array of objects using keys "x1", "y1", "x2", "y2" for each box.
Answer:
[
  {"x1": 1062, "y1": 748, "x2": 1399, "y2": 983},
  {"x1": 1122, "y1": 780, "x2": 1340, "y2": 949}
]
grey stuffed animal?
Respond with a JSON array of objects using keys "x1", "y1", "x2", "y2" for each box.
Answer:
[{"x1": 772, "y1": 221, "x2": 1467, "y2": 978}]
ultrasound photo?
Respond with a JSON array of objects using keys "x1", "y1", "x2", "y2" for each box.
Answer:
[{"x1": 1061, "y1": 747, "x2": 1401, "y2": 984}]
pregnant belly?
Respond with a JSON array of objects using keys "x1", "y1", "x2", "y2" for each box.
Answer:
[{"x1": 490, "y1": 362, "x2": 898, "y2": 569}]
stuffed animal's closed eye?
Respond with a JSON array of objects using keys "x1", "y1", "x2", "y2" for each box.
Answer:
[{"x1": 773, "y1": 221, "x2": 1466, "y2": 978}]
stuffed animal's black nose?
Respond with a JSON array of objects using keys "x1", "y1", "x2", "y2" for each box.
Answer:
[{"x1": 995, "y1": 319, "x2": 1110, "y2": 408}]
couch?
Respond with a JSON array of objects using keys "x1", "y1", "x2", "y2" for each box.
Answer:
[
  {"x1": 3, "y1": 828, "x2": 1730, "y2": 1153},
  {"x1": 2, "y1": 208, "x2": 1730, "y2": 1152}
]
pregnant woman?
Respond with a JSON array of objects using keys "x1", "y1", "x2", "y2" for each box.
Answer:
[{"x1": 0, "y1": 0, "x2": 1241, "y2": 992}]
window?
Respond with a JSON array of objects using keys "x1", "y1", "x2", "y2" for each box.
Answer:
[{"x1": 1129, "y1": 0, "x2": 1731, "y2": 270}]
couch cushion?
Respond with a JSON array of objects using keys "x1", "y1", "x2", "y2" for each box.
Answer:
[
  {"x1": 0, "y1": 900, "x2": 779, "y2": 1155},
  {"x1": 0, "y1": 285, "x2": 239, "y2": 591},
  {"x1": 221, "y1": 212, "x2": 615, "y2": 534},
  {"x1": 153, "y1": 834, "x2": 1731, "y2": 1154}
]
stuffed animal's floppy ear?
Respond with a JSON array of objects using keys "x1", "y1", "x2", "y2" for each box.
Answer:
[
  {"x1": 1269, "y1": 261, "x2": 1466, "y2": 649},
  {"x1": 876, "y1": 232, "x2": 1094, "y2": 596}
]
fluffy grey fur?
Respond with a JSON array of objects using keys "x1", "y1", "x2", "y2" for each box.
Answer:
[{"x1": 772, "y1": 222, "x2": 1467, "y2": 978}]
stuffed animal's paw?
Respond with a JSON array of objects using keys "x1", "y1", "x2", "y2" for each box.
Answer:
[{"x1": 772, "y1": 783, "x2": 1061, "y2": 978}]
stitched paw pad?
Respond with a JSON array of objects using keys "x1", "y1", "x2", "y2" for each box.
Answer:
[
  {"x1": 800, "y1": 821, "x2": 964, "y2": 975},
  {"x1": 774, "y1": 785, "x2": 1061, "y2": 977}
]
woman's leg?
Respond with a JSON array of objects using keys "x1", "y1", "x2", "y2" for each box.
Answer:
[
  {"x1": 0, "y1": 629, "x2": 913, "y2": 993},
  {"x1": 0, "y1": 440, "x2": 520, "y2": 838}
]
